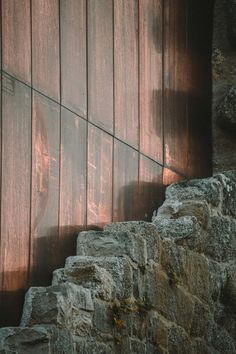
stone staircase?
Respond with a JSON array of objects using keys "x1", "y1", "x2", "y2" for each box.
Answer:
[{"x1": 0, "y1": 172, "x2": 236, "y2": 353}]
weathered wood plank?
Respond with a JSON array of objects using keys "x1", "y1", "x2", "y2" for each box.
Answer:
[
  {"x1": 163, "y1": 0, "x2": 188, "y2": 174},
  {"x1": 60, "y1": 0, "x2": 87, "y2": 117},
  {"x1": 31, "y1": 92, "x2": 60, "y2": 285},
  {"x1": 0, "y1": 75, "x2": 31, "y2": 325},
  {"x1": 114, "y1": 0, "x2": 139, "y2": 148},
  {"x1": 59, "y1": 107, "x2": 87, "y2": 261},
  {"x1": 87, "y1": 124, "x2": 113, "y2": 228},
  {"x1": 32, "y1": 0, "x2": 60, "y2": 101},
  {"x1": 138, "y1": 155, "x2": 163, "y2": 221},
  {"x1": 139, "y1": 0, "x2": 163, "y2": 163},
  {"x1": 2, "y1": 0, "x2": 31, "y2": 84},
  {"x1": 88, "y1": 0, "x2": 113, "y2": 133},
  {"x1": 113, "y1": 140, "x2": 139, "y2": 221}
]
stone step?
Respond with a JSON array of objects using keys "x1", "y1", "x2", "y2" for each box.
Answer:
[
  {"x1": 52, "y1": 263, "x2": 114, "y2": 301},
  {"x1": 77, "y1": 221, "x2": 161, "y2": 264},
  {"x1": 20, "y1": 282, "x2": 94, "y2": 332},
  {"x1": 64, "y1": 256, "x2": 133, "y2": 300},
  {"x1": 76, "y1": 229, "x2": 147, "y2": 266},
  {"x1": 0, "y1": 171, "x2": 235, "y2": 354}
]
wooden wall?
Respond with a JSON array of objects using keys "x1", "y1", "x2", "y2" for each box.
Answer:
[{"x1": 0, "y1": 0, "x2": 213, "y2": 326}]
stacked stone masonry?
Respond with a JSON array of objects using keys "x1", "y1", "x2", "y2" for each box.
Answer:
[{"x1": 0, "y1": 171, "x2": 236, "y2": 353}]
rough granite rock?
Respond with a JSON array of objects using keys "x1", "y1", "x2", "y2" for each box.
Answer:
[
  {"x1": 0, "y1": 171, "x2": 235, "y2": 353},
  {"x1": 216, "y1": 85, "x2": 236, "y2": 131},
  {"x1": 226, "y1": 0, "x2": 236, "y2": 47},
  {"x1": 0, "y1": 326, "x2": 76, "y2": 354},
  {"x1": 77, "y1": 230, "x2": 148, "y2": 266}
]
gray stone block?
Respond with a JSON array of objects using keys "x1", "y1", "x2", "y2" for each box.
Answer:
[
  {"x1": 104, "y1": 221, "x2": 161, "y2": 262},
  {"x1": 77, "y1": 229, "x2": 147, "y2": 266},
  {"x1": 155, "y1": 199, "x2": 211, "y2": 229},
  {"x1": 216, "y1": 86, "x2": 236, "y2": 132},
  {"x1": 21, "y1": 282, "x2": 93, "y2": 330},
  {"x1": 153, "y1": 215, "x2": 201, "y2": 250},
  {"x1": 0, "y1": 326, "x2": 75, "y2": 354},
  {"x1": 165, "y1": 177, "x2": 222, "y2": 207},
  {"x1": 216, "y1": 171, "x2": 236, "y2": 217},
  {"x1": 65, "y1": 256, "x2": 133, "y2": 299},
  {"x1": 52, "y1": 264, "x2": 114, "y2": 301},
  {"x1": 204, "y1": 216, "x2": 236, "y2": 262}
]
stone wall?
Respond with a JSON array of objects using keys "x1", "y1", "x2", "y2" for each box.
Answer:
[
  {"x1": 212, "y1": 0, "x2": 236, "y2": 171},
  {"x1": 0, "y1": 171, "x2": 235, "y2": 353}
]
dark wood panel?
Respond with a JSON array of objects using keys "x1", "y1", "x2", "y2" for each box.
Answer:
[
  {"x1": 139, "y1": 0, "x2": 163, "y2": 163},
  {"x1": 32, "y1": 0, "x2": 60, "y2": 101},
  {"x1": 114, "y1": 0, "x2": 139, "y2": 148},
  {"x1": 0, "y1": 0, "x2": 214, "y2": 327},
  {"x1": 113, "y1": 140, "x2": 139, "y2": 221},
  {"x1": 187, "y1": 0, "x2": 213, "y2": 178},
  {"x1": 59, "y1": 107, "x2": 87, "y2": 262},
  {"x1": 88, "y1": 0, "x2": 113, "y2": 133},
  {"x1": 163, "y1": 0, "x2": 188, "y2": 174},
  {"x1": 163, "y1": 167, "x2": 185, "y2": 186},
  {"x1": 2, "y1": 0, "x2": 31, "y2": 84},
  {"x1": 31, "y1": 91, "x2": 60, "y2": 285},
  {"x1": 87, "y1": 124, "x2": 113, "y2": 228},
  {"x1": 138, "y1": 156, "x2": 163, "y2": 221},
  {"x1": 0, "y1": 74, "x2": 31, "y2": 325},
  {"x1": 60, "y1": 0, "x2": 87, "y2": 117}
]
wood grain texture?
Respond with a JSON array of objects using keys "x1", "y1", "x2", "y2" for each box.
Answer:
[
  {"x1": 113, "y1": 140, "x2": 139, "y2": 221},
  {"x1": 2, "y1": 0, "x2": 31, "y2": 84},
  {"x1": 87, "y1": 124, "x2": 113, "y2": 228},
  {"x1": 0, "y1": 75, "x2": 31, "y2": 325},
  {"x1": 31, "y1": 92, "x2": 60, "y2": 286},
  {"x1": 138, "y1": 155, "x2": 163, "y2": 221},
  {"x1": 114, "y1": 0, "x2": 139, "y2": 148},
  {"x1": 60, "y1": 0, "x2": 87, "y2": 117},
  {"x1": 163, "y1": 0, "x2": 188, "y2": 174},
  {"x1": 139, "y1": 0, "x2": 163, "y2": 163},
  {"x1": 0, "y1": 0, "x2": 214, "y2": 326},
  {"x1": 163, "y1": 167, "x2": 185, "y2": 186},
  {"x1": 32, "y1": 0, "x2": 60, "y2": 101},
  {"x1": 59, "y1": 107, "x2": 87, "y2": 262},
  {"x1": 88, "y1": 0, "x2": 114, "y2": 133}
]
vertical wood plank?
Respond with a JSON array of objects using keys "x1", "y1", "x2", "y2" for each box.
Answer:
[
  {"x1": 139, "y1": 0, "x2": 163, "y2": 163},
  {"x1": 87, "y1": 124, "x2": 113, "y2": 228},
  {"x1": 138, "y1": 156, "x2": 163, "y2": 221},
  {"x1": 163, "y1": 0, "x2": 189, "y2": 174},
  {"x1": 187, "y1": 0, "x2": 213, "y2": 178},
  {"x1": 0, "y1": 0, "x2": 214, "y2": 327},
  {"x1": 0, "y1": 74, "x2": 31, "y2": 325},
  {"x1": 59, "y1": 107, "x2": 87, "y2": 262},
  {"x1": 88, "y1": 0, "x2": 113, "y2": 133},
  {"x1": 113, "y1": 140, "x2": 139, "y2": 221},
  {"x1": 60, "y1": 0, "x2": 87, "y2": 117},
  {"x1": 2, "y1": 0, "x2": 31, "y2": 84},
  {"x1": 32, "y1": 0, "x2": 60, "y2": 101},
  {"x1": 163, "y1": 167, "x2": 185, "y2": 186},
  {"x1": 114, "y1": 0, "x2": 139, "y2": 148},
  {"x1": 31, "y1": 92, "x2": 60, "y2": 286}
]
